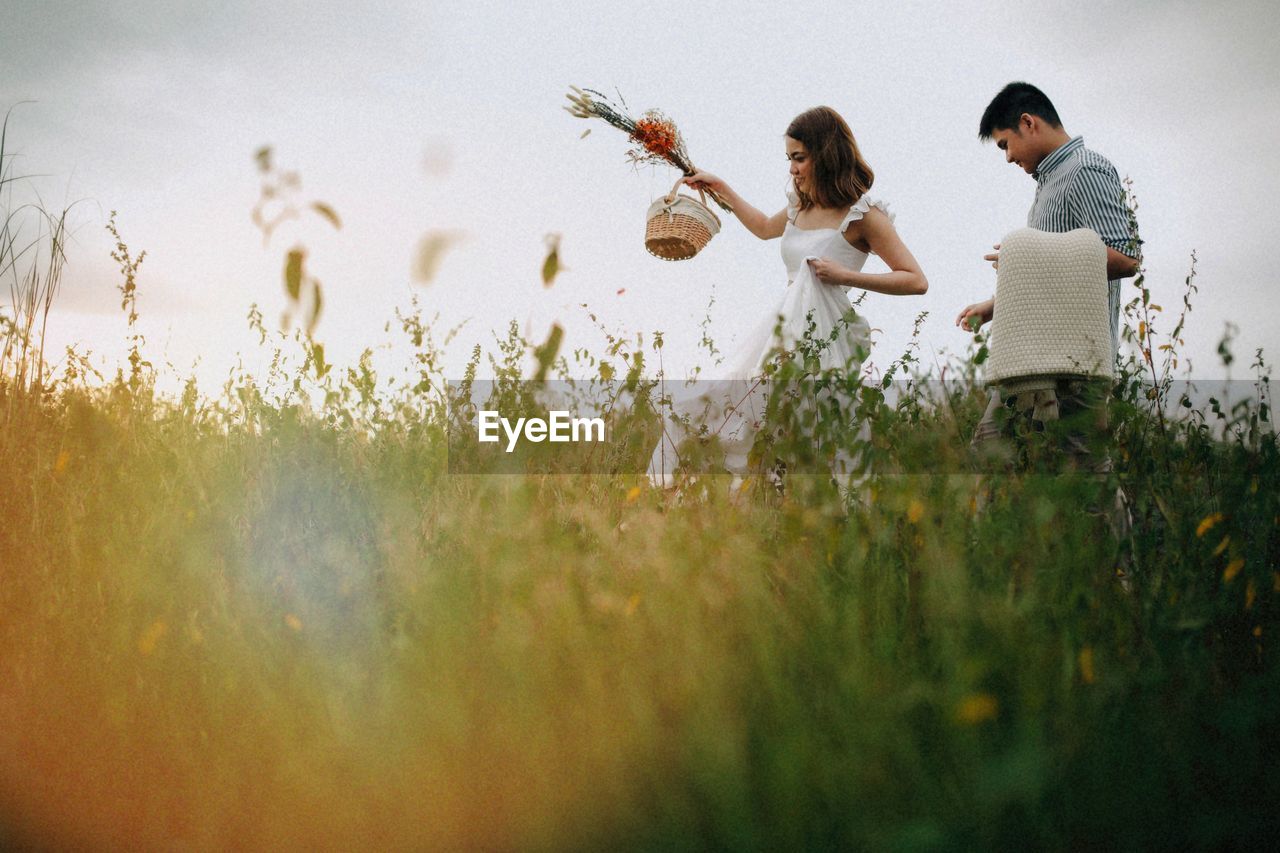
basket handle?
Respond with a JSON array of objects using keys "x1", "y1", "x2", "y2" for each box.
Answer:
[{"x1": 664, "y1": 177, "x2": 708, "y2": 208}]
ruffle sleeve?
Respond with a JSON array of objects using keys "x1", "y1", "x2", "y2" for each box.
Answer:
[
  {"x1": 839, "y1": 195, "x2": 894, "y2": 231},
  {"x1": 785, "y1": 182, "x2": 800, "y2": 223}
]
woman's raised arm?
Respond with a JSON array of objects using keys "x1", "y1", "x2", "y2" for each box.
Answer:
[{"x1": 682, "y1": 171, "x2": 787, "y2": 240}]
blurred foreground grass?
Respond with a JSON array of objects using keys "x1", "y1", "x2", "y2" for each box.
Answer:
[{"x1": 1, "y1": 314, "x2": 1277, "y2": 850}]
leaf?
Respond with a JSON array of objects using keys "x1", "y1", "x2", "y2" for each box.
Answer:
[
  {"x1": 306, "y1": 280, "x2": 323, "y2": 335},
  {"x1": 311, "y1": 201, "x2": 341, "y2": 230},
  {"x1": 542, "y1": 233, "x2": 563, "y2": 287},
  {"x1": 312, "y1": 342, "x2": 329, "y2": 379},
  {"x1": 1153, "y1": 493, "x2": 1178, "y2": 527},
  {"x1": 284, "y1": 248, "x2": 305, "y2": 302},
  {"x1": 413, "y1": 231, "x2": 460, "y2": 285},
  {"x1": 254, "y1": 145, "x2": 272, "y2": 173},
  {"x1": 533, "y1": 322, "x2": 564, "y2": 381},
  {"x1": 580, "y1": 128, "x2": 591, "y2": 139}
]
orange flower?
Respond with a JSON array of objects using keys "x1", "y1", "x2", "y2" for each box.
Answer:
[
  {"x1": 1196, "y1": 512, "x2": 1224, "y2": 537},
  {"x1": 628, "y1": 111, "x2": 688, "y2": 169}
]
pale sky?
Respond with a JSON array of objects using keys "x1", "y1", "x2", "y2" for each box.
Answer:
[{"x1": 4, "y1": 0, "x2": 1278, "y2": 393}]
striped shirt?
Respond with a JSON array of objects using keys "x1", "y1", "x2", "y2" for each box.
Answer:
[{"x1": 1027, "y1": 136, "x2": 1141, "y2": 348}]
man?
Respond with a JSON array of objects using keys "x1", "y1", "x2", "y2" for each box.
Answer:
[{"x1": 957, "y1": 81, "x2": 1142, "y2": 470}]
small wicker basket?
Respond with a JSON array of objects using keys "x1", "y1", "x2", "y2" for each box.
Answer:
[{"x1": 645, "y1": 178, "x2": 721, "y2": 261}]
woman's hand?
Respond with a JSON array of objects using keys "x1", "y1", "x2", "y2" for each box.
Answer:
[
  {"x1": 683, "y1": 171, "x2": 728, "y2": 196},
  {"x1": 807, "y1": 257, "x2": 850, "y2": 287}
]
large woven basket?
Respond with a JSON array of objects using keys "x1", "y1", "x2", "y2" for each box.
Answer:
[
  {"x1": 645, "y1": 179, "x2": 720, "y2": 261},
  {"x1": 987, "y1": 227, "x2": 1113, "y2": 386}
]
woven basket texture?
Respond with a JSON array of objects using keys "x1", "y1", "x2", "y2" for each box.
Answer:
[
  {"x1": 988, "y1": 227, "x2": 1113, "y2": 385},
  {"x1": 645, "y1": 193, "x2": 720, "y2": 261}
]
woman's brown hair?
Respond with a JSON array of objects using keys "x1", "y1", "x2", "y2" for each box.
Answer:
[{"x1": 786, "y1": 106, "x2": 874, "y2": 211}]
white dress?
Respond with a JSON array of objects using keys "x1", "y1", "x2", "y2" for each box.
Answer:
[{"x1": 648, "y1": 187, "x2": 892, "y2": 486}]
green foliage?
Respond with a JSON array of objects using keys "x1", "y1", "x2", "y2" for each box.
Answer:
[{"x1": 3, "y1": 264, "x2": 1277, "y2": 849}]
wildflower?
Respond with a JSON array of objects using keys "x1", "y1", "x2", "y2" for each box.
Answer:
[
  {"x1": 907, "y1": 499, "x2": 925, "y2": 524},
  {"x1": 1196, "y1": 512, "x2": 1224, "y2": 537},
  {"x1": 138, "y1": 620, "x2": 167, "y2": 656},
  {"x1": 1078, "y1": 646, "x2": 1096, "y2": 684},
  {"x1": 625, "y1": 486, "x2": 642, "y2": 503},
  {"x1": 1212, "y1": 536, "x2": 1230, "y2": 557},
  {"x1": 1223, "y1": 558, "x2": 1245, "y2": 583},
  {"x1": 955, "y1": 693, "x2": 999, "y2": 725}
]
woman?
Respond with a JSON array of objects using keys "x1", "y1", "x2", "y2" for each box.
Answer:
[{"x1": 648, "y1": 106, "x2": 928, "y2": 489}]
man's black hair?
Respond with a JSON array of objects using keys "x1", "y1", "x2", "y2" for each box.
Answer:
[{"x1": 979, "y1": 82, "x2": 1062, "y2": 140}]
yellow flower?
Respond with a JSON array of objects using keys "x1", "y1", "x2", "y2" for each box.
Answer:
[
  {"x1": 955, "y1": 693, "x2": 999, "y2": 725},
  {"x1": 1223, "y1": 558, "x2": 1245, "y2": 583},
  {"x1": 907, "y1": 499, "x2": 925, "y2": 525},
  {"x1": 284, "y1": 613, "x2": 303, "y2": 632},
  {"x1": 1196, "y1": 512, "x2": 1224, "y2": 537},
  {"x1": 1212, "y1": 536, "x2": 1230, "y2": 557},
  {"x1": 138, "y1": 620, "x2": 167, "y2": 656},
  {"x1": 1078, "y1": 646, "x2": 1096, "y2": 684}
]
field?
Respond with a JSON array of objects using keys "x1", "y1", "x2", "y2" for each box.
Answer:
[{"x1": 2, "y1": 140, "x2": 1278, "y2": 850}]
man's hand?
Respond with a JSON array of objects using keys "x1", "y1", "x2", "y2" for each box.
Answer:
[
  {"x1": 983, "y1": 243, "x2": 1002, "y2": 270},
  {"x1": 955, "y1": 298, "x2": 995, "y2": 332}
]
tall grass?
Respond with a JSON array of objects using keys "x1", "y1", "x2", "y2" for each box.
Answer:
[
  {"x1": 1, "y1": 144, "x2": 1277, "y2": 850},
  {"x1": 0, "y1": 107, "x2": 72, "y2": 397}
]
